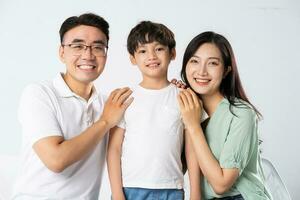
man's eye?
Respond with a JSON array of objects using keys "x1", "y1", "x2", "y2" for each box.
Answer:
[
  {"x1": 93, "y1": 46, "x2": 105, "y2": 51},
  {"x1": 71, "y1": 44, "x2": 84, "y2": 50}
]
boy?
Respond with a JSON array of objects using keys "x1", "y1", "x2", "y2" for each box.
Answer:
[{"x1": 107, "y1": 21, "x2": 200, "y2": 200}]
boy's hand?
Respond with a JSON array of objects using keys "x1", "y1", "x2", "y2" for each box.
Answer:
[
  {"x1": 171, "y1": 78, "x2": 186, "y2": 89},
  {"x1": 99, "y1": 87, "x2": 133, "y2": 128}
]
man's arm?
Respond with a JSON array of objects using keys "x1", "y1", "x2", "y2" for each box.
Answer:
[
  {"x1": 107, "y1": 126, "x2": 126, "y2": 200},
  {"x1": 33, "y1": 87, "x2": 133, "y2": 173}
]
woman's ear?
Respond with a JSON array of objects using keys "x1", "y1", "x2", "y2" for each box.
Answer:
[{"x1": 223, "y1": 66, "x2": 232, "y2": 78}]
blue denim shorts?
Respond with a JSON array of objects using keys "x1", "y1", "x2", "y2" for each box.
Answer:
[{"x1": 123, "y1": 187, "x2": 184, "y2": 200}]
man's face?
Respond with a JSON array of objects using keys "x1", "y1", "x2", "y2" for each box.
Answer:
[{"x1": 59, "y1": 25, "x2": 108, "y2": 85}]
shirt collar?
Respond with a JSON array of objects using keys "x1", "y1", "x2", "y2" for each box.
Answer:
[{"x1": 53, "y1": 73, "x2": 99, "y2": 102}]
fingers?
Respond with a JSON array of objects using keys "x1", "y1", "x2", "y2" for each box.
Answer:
[
  {"x1": 177, "y1": 94, "x2": 184, "y2": 110},
  {"x1": 111, "y1": 87, "x2": 131, "y2": 103},
  {"x1": 117, "y1": 89, "x2": 133, "y2": 105},
  {"x1": 171, "y1": 79, "x2": 177, "y2": 84},
  {"x1": 187, "y1": 88, "x2": 200, "y2": 107},
  {"x1": 122, "y1": 97, "x2": 134, "y2": 109},
  {"x1": 107, "y1": 88, "x2": 120, "y2": 101},
  {"x1": 179, "y1": 89, "x2": 194, "y2": 108},
  {"x1": 184, "y1": 89, "x2": 194, "y2": 107},
  {"x1": 178, "y1": 91, "x2": 189, "y2": 108},
  {"x1": 171, "y1": 79, "x2": 186, "y2": 89},
  {"x1": 177, "y1": 80, "x2": 186, "y2": 89}
]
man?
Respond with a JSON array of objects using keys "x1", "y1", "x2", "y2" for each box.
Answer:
[{"x1": 13, "y1": 13, "x2": 133, "y2": 199}]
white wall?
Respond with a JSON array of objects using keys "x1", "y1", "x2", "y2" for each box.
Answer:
[{"x1": 0, "y1": 0, "x2": 299, "y2": 199}]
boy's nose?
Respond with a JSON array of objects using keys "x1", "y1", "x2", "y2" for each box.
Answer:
[{"x1": 148, "y1": 50, "x2": 157, "y2": 60}]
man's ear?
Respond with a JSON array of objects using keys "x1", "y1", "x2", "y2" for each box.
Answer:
[
  {"x1": 170, "y1": 48, "x2": 176, "y2": 60},
  {"x1": 129, "y1": 54, "x2": 137, "y2": 65},
  {"x1": 59, "y1": 45, "x2": 66, "y2": 63},
  {"x1": 223, "y1": 66, "x2": 232, "y2": 78}
]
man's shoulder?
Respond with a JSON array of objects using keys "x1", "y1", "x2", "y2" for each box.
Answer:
[{"x1": 21, "y1": 80, "x2": 56, "y2": 100}]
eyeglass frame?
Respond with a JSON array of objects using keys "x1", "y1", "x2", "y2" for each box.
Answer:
[{"x1": 61, "y1": 43, "x2": 108, "y2": 57}]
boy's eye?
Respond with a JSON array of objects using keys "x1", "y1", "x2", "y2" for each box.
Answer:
[
  {"x1": 137, "y1": 49, "x2": 146, "y2": 54},
  {"x1": 156, "y1": 47, "x2": 166, "y2": 51}
]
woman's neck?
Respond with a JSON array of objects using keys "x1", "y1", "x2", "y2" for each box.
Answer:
[{"x1": 202, "y1": 93, "x2": 224, "y2": 117}]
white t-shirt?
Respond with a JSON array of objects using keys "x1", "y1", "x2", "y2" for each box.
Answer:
[
  {"x1": 118, "y1": 84, "x2": 184, "y2": 189},
  {"x1": 12, "y1": 73, "x2": 108, "y2": 200}
]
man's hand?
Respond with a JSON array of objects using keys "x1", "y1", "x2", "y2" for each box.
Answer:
[{"x1": 99, "y1": 87, "x2": 133, "y2": 128}]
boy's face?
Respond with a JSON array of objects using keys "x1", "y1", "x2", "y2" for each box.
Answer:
[{"x1": 130, "y1": 41, "x2": 175, "y2": 80}]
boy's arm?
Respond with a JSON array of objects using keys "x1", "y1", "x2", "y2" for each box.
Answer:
[
  {"x1": 107, "y1": 126, "x2": 126, "y2": 200},
  {"x1": 185, "y1": 130, "x2": 202, "y2": 200},
  {"x1": 33, "y1": 88, "x2": 133, "y2": 173}
]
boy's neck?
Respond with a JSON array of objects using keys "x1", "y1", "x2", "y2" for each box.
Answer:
[{"x1": 140, "y1": 77, "x2": 170, "y2": 90}]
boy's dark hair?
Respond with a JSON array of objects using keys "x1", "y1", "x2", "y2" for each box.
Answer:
[
  {"x1": 127, "y1": 21, "x2": 175, "y2": 55},
  {"x1": 59, "y1": 13, "x2": 109, "y2": 43}
]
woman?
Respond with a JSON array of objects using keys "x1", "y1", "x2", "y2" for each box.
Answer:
[{"x1": 177, "y1": 31, "x2": 272, "y2": 199}]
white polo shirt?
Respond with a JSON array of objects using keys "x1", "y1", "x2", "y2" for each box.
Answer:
[{"x1": 13, "y1": 73, "x2": 108, "y2": 200}]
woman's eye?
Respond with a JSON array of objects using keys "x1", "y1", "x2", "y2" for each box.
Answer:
[
  {"x1": 209, "y1": 61, "x2": 219, "y2": 66},
  {"x1": 190, "y1": 59, "x2": 198, "y2": 64}
]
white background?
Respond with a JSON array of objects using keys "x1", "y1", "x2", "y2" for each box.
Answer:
[{"x1": 0, "y1": 0, "x2": 299, "y2": 199}]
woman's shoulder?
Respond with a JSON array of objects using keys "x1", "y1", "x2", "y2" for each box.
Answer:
[{"x1": 224, "y1": 98, "x2": 257, "y2": 120}]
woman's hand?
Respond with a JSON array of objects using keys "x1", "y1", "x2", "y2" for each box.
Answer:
[
  {"x1": 177, "y1": 88, "x2": 203, "y2": 131},
  {"x1": 171, "y1": 78, "x2": 187, "y2": 89}
]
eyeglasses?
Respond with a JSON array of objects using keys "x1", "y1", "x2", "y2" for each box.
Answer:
[{"x1": 62, "y1": 43, "x2": 108, "y2": 57}]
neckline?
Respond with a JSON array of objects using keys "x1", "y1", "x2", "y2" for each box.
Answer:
[{"x1": 137, "y1": 83, "x2": 173, "y2": 94}]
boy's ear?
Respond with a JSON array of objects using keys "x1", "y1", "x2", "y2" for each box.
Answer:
[
  {"x1": 170, "y1": 48, "x2": 176, "y2": 60},
  {"x1": 129, "y1": 54, "x2": 137, "y2": 65}
]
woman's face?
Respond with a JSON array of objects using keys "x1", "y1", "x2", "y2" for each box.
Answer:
[{"x1": 185, "y1": 43, "x2": 226, "y2": 97}]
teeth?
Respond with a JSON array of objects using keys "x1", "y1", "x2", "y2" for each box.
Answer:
[
  {"x1": 195, "y1": 78, "x2": 209, "y2": 83},
  {"x1": 78, "y1": 65, "x2": 94, "y2": 69},
  {"x1": 148, "y1": 63, "x2": 159, "y2": 67}
]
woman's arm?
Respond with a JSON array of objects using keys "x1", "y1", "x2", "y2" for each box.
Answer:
[
  {"x1": 178, "y1": 88, "x2": 239, "y2": 195},
  {"x1": 185, "y1": 130, "x2": 202, "y2": 199},
  {"x1": 107, "y1": 126, "x2": 126, "y2": 200}
]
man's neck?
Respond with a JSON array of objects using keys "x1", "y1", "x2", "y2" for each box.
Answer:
[
  {"x1": 140, "y1": 77, "x2": 170, "y2": 90},
  {"x1": 63, "y1": 74, "x2": 93, "y2": 101}
]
